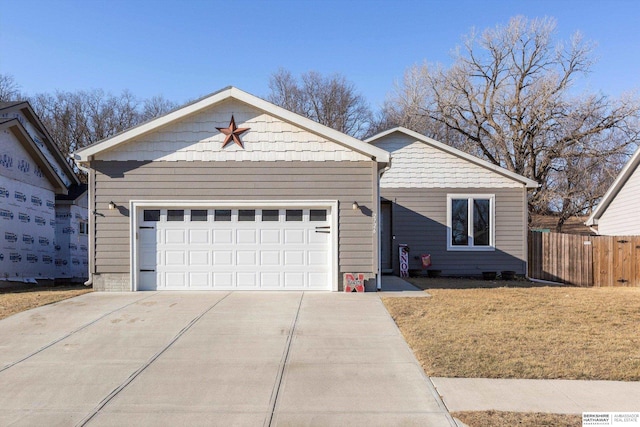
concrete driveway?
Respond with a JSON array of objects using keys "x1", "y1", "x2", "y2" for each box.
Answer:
[{"x1": 0, "y1": 291, "x2": 454, "y2": 426}]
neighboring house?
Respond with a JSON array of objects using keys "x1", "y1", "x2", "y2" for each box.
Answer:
[
  {"x1": 55, "y1": 184, "x2": 89, "y2": 282},
  {"x1": 0, "y1": 101, "x2": 82, "y2": 283},
  {"x1": 530, "y1": 214, "x2": 593, "y2": 235},
  {"x1": 366, "y1": 127, "x2": 538, "y2": 277},
  {"x1": 73, "y1": 87, "x2": 390, "y2": 292},
  {"x1": 586, "y1": 145, "x2": 640, "y2": 235}
]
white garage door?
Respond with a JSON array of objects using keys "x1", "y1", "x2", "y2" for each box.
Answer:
[{"x1": 136, "y1": 206, "x2": 332, "y2": 291}]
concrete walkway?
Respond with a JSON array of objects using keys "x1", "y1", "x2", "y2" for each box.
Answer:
[
  {"x1": 379, "y1": 275, "x2": 430, "y2": 297},
  {"x1": 0, "y1": 291, "x2": 455, "y2": 426},
  {"x1": 432, "y1": 377, "x2": 640, "y2": 414}
]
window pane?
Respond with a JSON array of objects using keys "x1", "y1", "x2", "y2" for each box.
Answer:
[
  {"x1": 286, "y1": 209, "x2": 303, "y2": 221},
  {"x1": 191, "y1": 209, "x2": 208, "y2": 221},
  {"x1": 143, "y1": 209, "x2": 160, "y2": 222},
  {"x1": 238, "y1": 209, "x2": 255, "y2": 221},
  {"x1": 167, "y1": 210, "x2": 184, "y2": 221},
  {"x1": 451, "y1": 199, "x2": 468, "y2": 246},
  {"x1": 262, "y1": 209, "x2": 279, "y2": 221},
  {"x1": 310, "y1": 209, "x2": 327, "y2": 221},
  {"x1": 214, "y1": 209, "x2": 231, "y2": 221},
  {"x1": 473, "y1": 199, "x2": 490, "y2": 246}
]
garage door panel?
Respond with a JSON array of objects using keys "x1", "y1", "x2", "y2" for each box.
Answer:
[
  {"x1": 284, "y1": 272, "x2": 305, "y2": 287},
  {"x1": 165, "y1": 229, "x2": 185, "y2": 244},
  {"x1": 189, "y1": 230, "x2": 209, "y2": 244},
  {"x1": 237, "y1": 229, "x2": 256, "y2": 244},
  {"x1": 309, "y1": 272, "x2": 328, "y2": 289},
  {"x1": 189, "y1": 251, "x2": 209, "y2": 265},
  {"x1": 165, "y1": 251, "x2": 185, "y2": 266},
  {"x1": 189, "y1": 272, "x2": 210, "y2": 287},
  {"x1": 213, "y1": 230, "x2": 233, "y2": 244},
  {"x1": 213, "y1": 251, "x2": 233, "y2": 266},
  {"x1": 260, "y1": 229, "x2": 280, "y2": 244},
  {"x1": 284, "y1": 229, "x2": 305, "y2": 244},
  {"x1": 261, "y1": 272, "x2": 282, "y2": 288},
  {"x1": 285, "y1": 251, "x2": 305, "y2": 265},
  {"x1": 165, "y1": 272, "x2": 186, "y2": 287},
  {"x1": 260, "y1": 251, "x2": 281, "y2": 265},
  {"x1": 138, "y1": 207, "x2": 332, "y2": 291},
  {"x1": 236, "y1": 251, "x2": 256, "y2": 266},
  {"x1": 213, "y1": 272, "x2": 233, "y2": 287},
  {"x1": 308, "y1": 251, "x2": 328, "y2": 265},
  {"x1": 308, "y1": 229, "x2": 329, "y2": 244},
  {"x1": 237, "y1": 272, "x2": 257, "y2": 287}
]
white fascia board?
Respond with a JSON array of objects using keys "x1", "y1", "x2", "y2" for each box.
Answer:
[
  {"x1": 367, "y1": 127, "x2": 539, "y2": 188},
  {"x1": 74, "y1": 87, "x2": 390, "y2": 165},
  {"x1": 586, "y1": 145, "x2": 640, "y2": 226}
]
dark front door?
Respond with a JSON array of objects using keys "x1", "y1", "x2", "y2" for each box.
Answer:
[{"x1": 381, "y1": 202, "x2": 392, "y2": 272}]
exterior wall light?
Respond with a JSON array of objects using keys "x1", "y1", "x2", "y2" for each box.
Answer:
[
  {"x1": 352, "y1": 201, "x2": 360, "y2": 211},
  {"x1": 108, "y1": 201, "x2": 116, "y2": 210}
]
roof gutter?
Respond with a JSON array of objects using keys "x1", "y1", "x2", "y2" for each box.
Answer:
[{"x1": 75, "y1": 160, "x2": 93, "y2": 287}]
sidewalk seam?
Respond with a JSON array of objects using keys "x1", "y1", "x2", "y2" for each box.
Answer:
[
  {"x1": 0, "y1": 291, "x2": 159, "y2": 374},
  {"x1": 265, "y1": 291, "x2": 304, "y2": 427},
  {"x1": 75, "y1": 291, "x2": 232, "y2": 427}
]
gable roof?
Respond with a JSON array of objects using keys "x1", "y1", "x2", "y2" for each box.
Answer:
[
  {"x1": 366, "y1": 127, "x2": 538, "y2": 188},
  {"x1": 0, "y1": 118, "x2": 69, "y2": 194},
  {"x1": 586, "y1": 145, "x2": 640, "y2": 226},
  {"x1": 74, "y1": 86, "x2": 390, "y2": 166},
  {"x1": 0, "y1": 101, "x2": 79, "y2": 186}
]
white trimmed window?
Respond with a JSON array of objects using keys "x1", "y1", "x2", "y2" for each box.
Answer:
[{"x1": 447, "y1": 194, "x2": 495, "y2": 251}]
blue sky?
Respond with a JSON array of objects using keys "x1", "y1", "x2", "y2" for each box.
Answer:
[{"x1": 1, "y1": 0, "x2": 639, "y2": 110}]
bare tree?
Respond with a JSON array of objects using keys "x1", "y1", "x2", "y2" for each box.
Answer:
[
  {"x1": 30, "y1": 90, "x2": 177, "y2": 156},
  {"x1": 141, "y1": 95, "x2": 178, "y2": 122},
  {"x1": 381, "y1": 16, "x2": 640, "y2": 230},
  {"x1": 268, "y1": 69, "x2": 373, "y2": 138},
  {"x1": 0, "y1": 74, "x2": 24, "y2": 102}
]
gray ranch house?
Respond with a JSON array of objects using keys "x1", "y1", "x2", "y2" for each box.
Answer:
[
  {"x1": 75, "y1": 87, "x2": 537, "y2": 292},
  {"x1": 366, "y1": 127, "x2": 538, "y2": 277},
  {"x1": 74, "y1": 87, "x2": 390, "y2": 292}
]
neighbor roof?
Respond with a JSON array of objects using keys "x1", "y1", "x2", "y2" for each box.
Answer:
[
  {"x1": 586, "y1": 145, "x2": 640, "y2": 226},
  {"x1": 366, "y1": 127, "x2": 539, "y2": 188},
  {"x1": 74, "y1": 86, "x2": 390, "y2": 165},
  {"x1": 0, "y1": 118, "x2": 69, "y2": 194},
  {"x1": 0, "y1": 101, "x2": 79, "y2": 186}
]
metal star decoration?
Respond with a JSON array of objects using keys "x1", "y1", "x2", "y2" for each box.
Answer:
[{"x1": 216, "y1": 115, "x2": 250, "y2": 148}]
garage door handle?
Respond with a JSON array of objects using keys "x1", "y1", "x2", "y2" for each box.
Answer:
[
  {"x1": 140, "y1": 269, "x2": 155, "y2": 272},
  {"x1": 315, "y1": 226, "x2": 330, "y2": 234},
  {"x1": 139, "y1": 226, "x2": 154, "y2": 229}
]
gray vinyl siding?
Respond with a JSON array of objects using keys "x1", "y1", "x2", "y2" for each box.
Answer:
[
  {"x1": 382, "y1": 187, "x2": 528, "y2": 275},
  {"x1": 91, "y1": 160, "x2": 378, "y2": 286},
  {"x1": 598, "y1": 164, "x2": 640, "y2": 235}
]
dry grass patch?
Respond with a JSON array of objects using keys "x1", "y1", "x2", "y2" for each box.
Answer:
[
  {"x1": 453, "y1": 411, "x2": 581, "y2": 427},
  {"x1": 383, "y1": 283, "x2": 640, "y2": 380},
  {"x1": 0, "y1": 285, "x2": 92, "y2": 320}
]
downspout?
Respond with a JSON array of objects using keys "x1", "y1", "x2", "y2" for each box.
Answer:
[
  {"x1": 75, "y1": 160, "x2": 93, "y2": 287},
  {"x1": 377, "y1": 164, "x2": 391, "y2": 291}
]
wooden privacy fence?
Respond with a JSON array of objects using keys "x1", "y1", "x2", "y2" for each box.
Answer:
[{"x1": 528, "y1": 231, "x2": 640, "y2": 287}]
